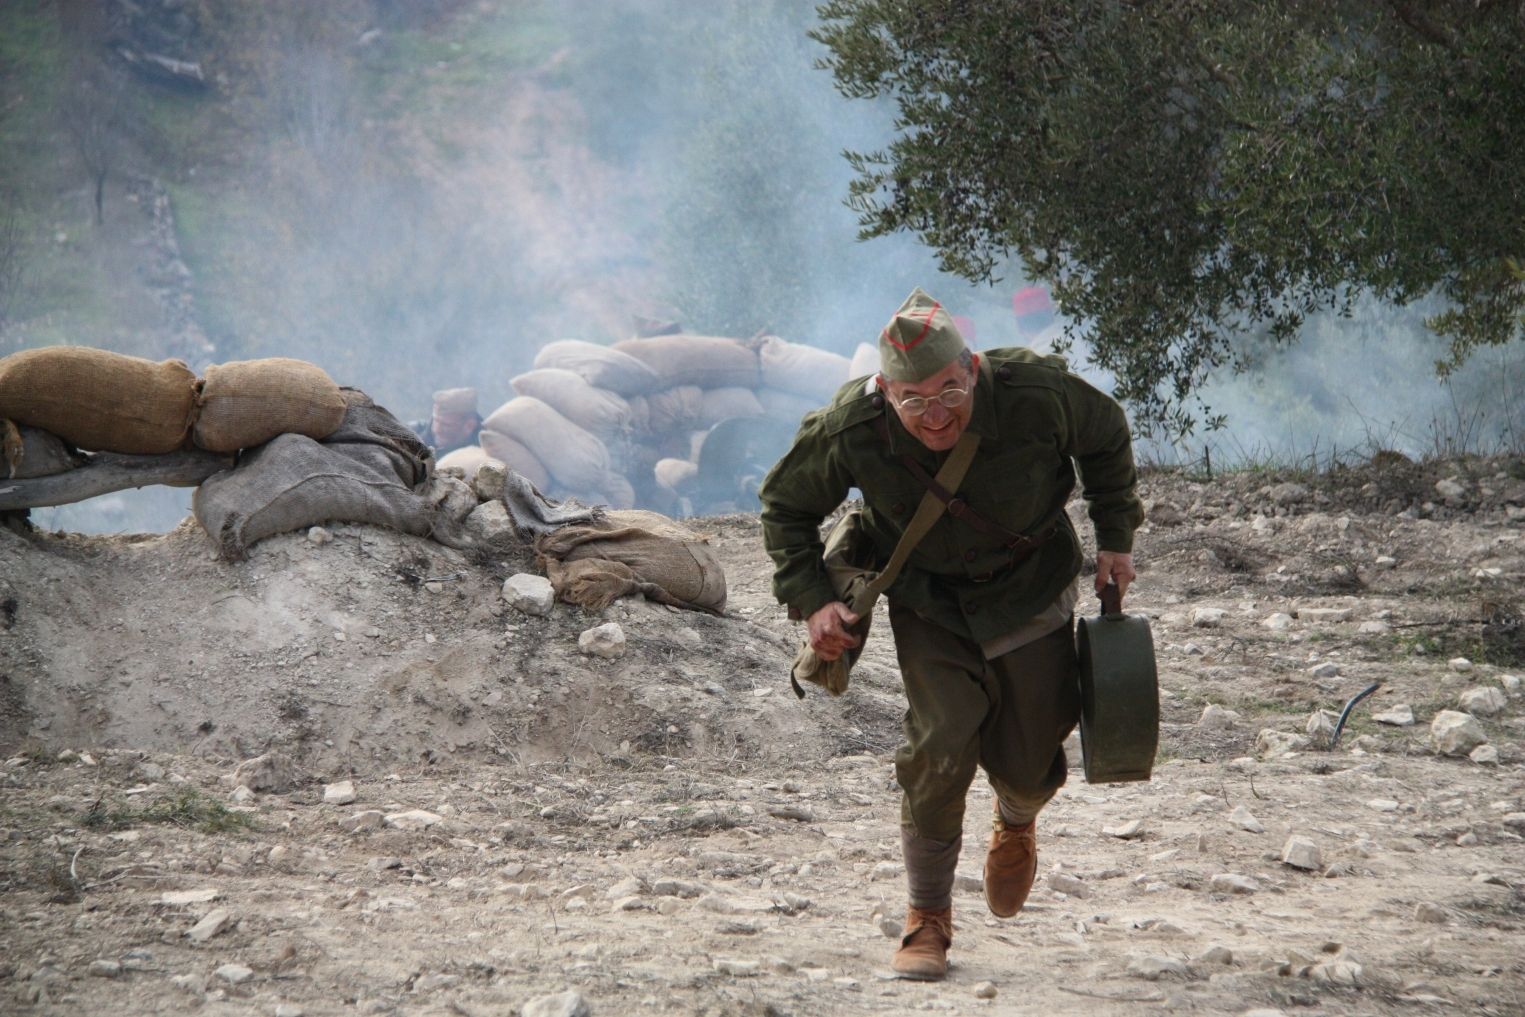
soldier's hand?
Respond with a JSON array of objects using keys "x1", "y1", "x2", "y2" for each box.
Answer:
[
  {"x1": 1095, "y1": 550, "x2": 1136, "y2": 601},
  {"x1": 807, "y1": 601, "x2": 861, "y2": 661}
]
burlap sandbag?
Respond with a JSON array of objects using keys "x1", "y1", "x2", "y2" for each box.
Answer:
[
  {"x1": 194, "y1": 357, "x2": 347, "y2": 453},
  {"x1": 697, "y1": 386, "x2": 765, "y2": 428},
  {"x1": 478, "y1": 429, "x2": 552, "y2": 491},
  {"x1": 612, "y1": 334, "x2": 761, "y2": 390},
  {"x1": 193, "y1": 389, "x2": 438, "y2": 559},
  {"x1": 481, "y1": 396, "x2": 609, "y2": 491},
  {"x1": 653, "y1": 457, "x2": 698, "y2": 493},
  {"x1": 0, "y1": 346, "x2": 197, "y2": 454},
  {"x1": 194, "y1": 434, "x2": 431, "y2": 559},
  {"x1": 642, "y1": 385, "x2": 703, "y2": 435},
  {"x1": 756, "y1": 387, "x2": 824, "y2": 425},
  {"x1": 536, "y1": 508, "x2": 726, "y2": 614},
  {"x1": 598, "y1": 470, "x2": 637, "y2": 510},
  {"x1": 510, "y1": 368, "x2": 631, "y2": 437},
  {"x1": 436, "y1": 445, "x2": 500, "y2": 482},
  {"x1": 848, "y1": 341, "x2": 880, "y2": 379},
  {"x1": 758, "y1": 336, "x2": 852, "y2": 403},
  {"x1": 534, "y1": 339, "x2": 662, "y2": 395}
]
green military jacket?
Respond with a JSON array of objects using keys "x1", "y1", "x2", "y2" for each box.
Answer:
[{"x1": 758, "y1": 347, "x2": 1144, "y2": 645}]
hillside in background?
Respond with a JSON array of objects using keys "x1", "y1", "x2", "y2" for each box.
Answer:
[{"x1": 3, "y1": 0, "x2": 1525, "y2": 541}]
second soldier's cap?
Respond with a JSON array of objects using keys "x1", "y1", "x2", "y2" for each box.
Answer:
[
  {"x1": 432, "y1": 387, "x2": 478, "y2": 415},
  {"x1": 877, "y1": 288, "x2": 967, "y2": 382}
]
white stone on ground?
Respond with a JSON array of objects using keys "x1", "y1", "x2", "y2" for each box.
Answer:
[
  {"x1": 1430, "y1": 710, "x2": 1487, "y2": 756},
  {"x1": 307, "y1": 526, "x2": 332, "y2": 545},
  {"x1": 1103, "y1": 819, "x2": 1145, "y2": 840},
  {"x1": 1435, "y1": 477, "x2": 1467, "y2": 500},
  {"x1": 87, "y1": 960, "x2": 122, "y2": 978},
  {"x1": 1305, "y1": 710, "x2": 1337, "y2": 741},
  {"x1": 186, "y1": 908, "x2": 233, "y2": 943},
  {"x1": 1194, "y1": 944, "x2": 1234, "y2": 965},
  {"x1": 383, "y1": 809, "x2": 442, "y2": 830},
  {"x1": 1448, "y1": 657, "x2": 1474, "y2": 673},
  {"x1": 1308, "y1": 661, "x2": 1341, "y2": 679},
  {"x1": 1500, "y1": 674, "x2": 1521, "y2": 695},
  {"x1": 1126, "y1": 954, "x2": 1188, "y2": 979},
  {"x1": 229, "y1": 785, "x2": 255, "y2": 804},
  {"x1": 1300, "y1": 607, "x2": 1352, "y2": 623},
  {"x1": 472, "y1": 461, "x2": 508, "y2": 500},
  {"x1": 520, "y1": 990, "x2": 591, "y2": 1017},
  {"x1": 1192, "y1": 607, "x2": 1226, "y2": 628},
  {"x1": 1470, "y1": 744, "x2": 1500, "y2": 765},
  {"x1": 160, "y1": 888, "x2": 220, "y2": 906},
  {"x1": 973, "y1": 981, "x2": 997, "y2": 999},
  {"x1": 464, "y1": 500, "x2": 515, "y2": 547},
  {"x1": 215, "y1": 963, "x2": 254, "y2": 985},
  {"x1": 322, "y1": 780, "x2": 356, "y2": 805},
  {"x1": 502, "y1": 574, "x2": 555, "y2": 616},
  {"x1": 345, "y1": 810, "x2": 384, "y2": 833},
  {"x1": 1358, "y1": 620, "x2": 1390, "y2": 634},
  {"x1": 230, "y1": 752, "x2": 298, "y2": 793},
  {"x1": 1373, "y1": 704, "x2": 1415, "y2": 726},
  {"x1": 578, "y1": 622, "x2": 627, "y2": 659},
  {"x1": 1199, "y1": 704, "x2": 1240, "y2": 729},
  {"x1": 1228, "y1": 805, "x2": 1264, "y2": 834},
  {"x1": 1209, "y1": 873, "x2": 1259, "y2": 894},
  {"x1": 1261, "y1": 613, "x2": 1293, "y2": 631},
  {"x1": 1414, "y1": 902, "x2": 1448, "y2": 924},
  {"x1": 1049, "y1": 872, "x2": 1090, "y2": 898},
  {"x1": 1256, "y1": 729, "x2": 1309, "y2": 758},
  {"x1": 1280, "y1": 835, "x2": 1322, "y2": 870},
  {"x1": 1459, "y1": 686, "x2": 1507, "y2": 717}
]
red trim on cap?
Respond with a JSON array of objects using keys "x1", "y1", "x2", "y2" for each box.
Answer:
[{"x1": 881, "y1": 301, "x2": 943, "y2": 351}]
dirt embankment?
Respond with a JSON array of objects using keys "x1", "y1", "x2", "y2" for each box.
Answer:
[{"x1": 1, "y1": 457, "x2": 1523, "y2": 1016}]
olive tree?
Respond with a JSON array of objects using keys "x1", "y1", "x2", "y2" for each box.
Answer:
[{"x1": 812, "y1": 1, "x2": 1525, "y2": 434}]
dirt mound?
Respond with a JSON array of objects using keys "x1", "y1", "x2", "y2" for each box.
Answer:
[{"x1": 0, "y1": 517, "x2": 898, "y2": 771}]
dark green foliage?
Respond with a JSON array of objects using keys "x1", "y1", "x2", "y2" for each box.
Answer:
[{"x1": 812, "y1": 1, "x2": 1525, "y2": 435}]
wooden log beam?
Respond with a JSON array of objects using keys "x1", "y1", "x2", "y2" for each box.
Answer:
[{"x1": 0, "y1": 449, "x2": 233, "y2": 510}]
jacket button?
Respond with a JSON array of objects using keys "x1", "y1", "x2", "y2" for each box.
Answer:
[
  {"x1": 871, "y1": 394, "x2": 885, "y2": 409},
  {"x1": 996, "y1": 365, "x2": 1011, "y2": 380},
  {"x1": 963, "y1": 549, "x2": 977, "y2": 562}
]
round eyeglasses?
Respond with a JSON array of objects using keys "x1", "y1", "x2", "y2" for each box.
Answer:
[{"x1": 890, "y1": 386, "x2": 971, "y2": 416}]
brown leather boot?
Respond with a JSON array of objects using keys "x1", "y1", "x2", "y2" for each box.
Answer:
[
  {"x1": 891, "y1": 905, "x2": 952, "y2": 980},
  {"x1": 985, "y1": 803, "x2": 1037, "y2": 918}
]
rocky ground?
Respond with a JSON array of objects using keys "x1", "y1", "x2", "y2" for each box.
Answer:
[{"x1": 2, "y1": 454, "x2": 1524, "y2": 1016}]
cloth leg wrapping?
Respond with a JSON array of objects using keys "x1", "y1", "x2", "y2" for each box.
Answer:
[{"x1": 901, "y1": 826, "x2": 961, "y2": 911}]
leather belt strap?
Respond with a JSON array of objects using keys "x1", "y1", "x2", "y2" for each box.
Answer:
[{"x1": 871, "y1": 413, "x2": 1055, "y2": 559}]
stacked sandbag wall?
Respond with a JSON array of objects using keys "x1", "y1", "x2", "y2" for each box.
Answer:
[
  {"x1": 0, "y1": 348, "x2": 348, "y2": 457},
  {"x1": 461, "y1": 334, "x2": 863, "y2": 512}
]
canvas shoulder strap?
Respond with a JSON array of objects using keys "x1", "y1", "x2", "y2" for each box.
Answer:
[{"x1": 849, "y1": 428, "x2": 978, "y2": 612}]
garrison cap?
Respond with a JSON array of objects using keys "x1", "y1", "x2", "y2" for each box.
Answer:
[
  {"x1": 877, "y1": 287, "x2": 967, "y2": 382},
  {"x1": 432, "y1": 387, "x2": 478, "y2": 415}
]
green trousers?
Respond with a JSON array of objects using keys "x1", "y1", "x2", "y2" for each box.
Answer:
[{"x1": 890, "y1": 600, "x2": 1081, "y2": 842}]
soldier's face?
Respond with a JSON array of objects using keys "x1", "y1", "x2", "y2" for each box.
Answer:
[
  {"x1": 432, "y1": 409, "x2": 478, "y2": 446},
  {"x1": 882, "y1": 354, "x2": 978, "y2": 452}
]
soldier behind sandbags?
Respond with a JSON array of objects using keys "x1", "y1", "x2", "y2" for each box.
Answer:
[{"x1": 410, "y1": 387, "x2": 482, "y2": 456}]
